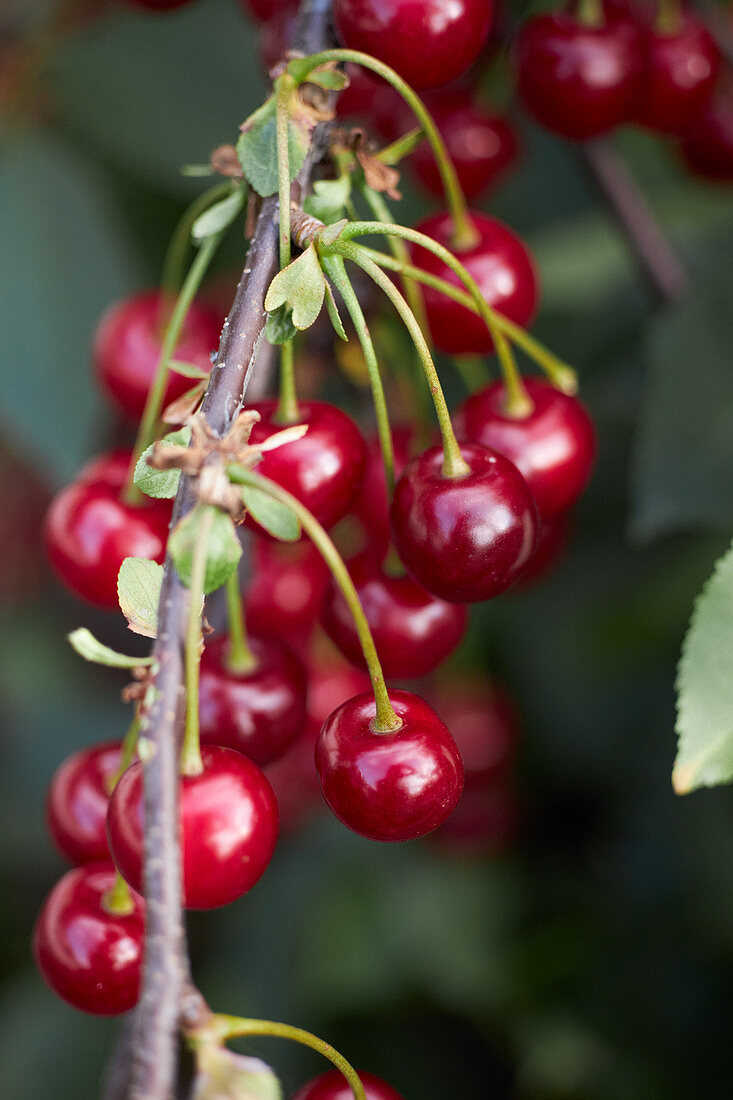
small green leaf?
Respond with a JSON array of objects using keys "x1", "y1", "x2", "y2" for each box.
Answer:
[
  {"x1": 304, "y1": 175, "x2": 351, "y2": 225},
  {"x1": 134, "y1": 426, "x2": 192, "y2": 499},
  {"x1": 169, "y1": 360, "x2": 210, "y2": 380},
  {"x1": 674, "y1": 539, "x2": 733, "y2": 794},
  {"x1": 237, "y1": 97, "x2": 308, "y2": 197},
  {"x1": 241, "y1": 484, "x2": 300, "y2": 541},
  {"x1": 192, "y1": 1047, "x2": 282, "y2": 1100},
  {"x1": 182, "y1": 164, "x2": 216, "y2": 178},
  {"x1": 319, "y1": 219, "x2": 349, "y2": 247},
  {"x1": 324, "y1": 281, "x2": 347, "y2": 340},
  {"x1": 305, "y1": 67, "x2": 349, "y2": 91},
  {"x1": 169, "y1": 504, "x2": 242, "y2": 593},
  {"x1": 117, "y1": 558, "x2": 164, "y2": 638},
  {"x1": 191, "y1": 186, "x2": 246, "y2": 243},
  {"x1": 265, "y1": 304, "x2": 298, "y2": 345},
  {"x1": 264, "y1": 243, "x2": 326, "y2": 331},
  {"x1": 68, "y1": 628, "x2": 153, "y2": 669}
]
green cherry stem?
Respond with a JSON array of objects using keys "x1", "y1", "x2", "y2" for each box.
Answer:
[
  {"x1": 180, "y1": 506, "x2": 215, "y2": 777},
  {"x1": 375, "y1": 126, "x2": 424, "y2": 165},
  {"x1": 102, "y1": 870, "x2": 135, "y2": 917},
  {"x1": 160, "y1": 180, "x2": 233, "y2": 307},
  {"x1": 275, "y1": 339, "x2": 300, "y2": 424},
  {"x1": 275, "y1": 74, "x2": 294, "y2": 270},
  {"x1": 108, "y1": 711, "x2": 142, "y2": 792},
  {"x1": 227, "y1": 465, "x2": 401, "y2": 732},
  {"x1": 224, "y1": 570, "x2": 258, "y2": 675},
  {"x1": 576, "y1": 0, "x2": 604, "y2": 28},
  {"x1": 655, "y1": 0, "x2": 682, "y2": 34}
]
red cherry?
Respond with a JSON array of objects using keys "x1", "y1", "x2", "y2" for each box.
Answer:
[
  {"x1": 635, "y1": 14, "x2": 719, "y2": 134},
  {"x1": 321, "y1": 552, "x2": 468, "y2": 678},
  {"x1": 455, "y1": 377, "x2": 596, "y2": 519},
  {"x1": 33, "y1": 864, "x2": 144, "y2": 1016},
  {"x1": 410, "y1": 211, "x2": 539, "y2": 356},
  {"x1": 107, "y1": 745, "x2": 278, "y2": 909},
  {"x1": 246, "y1": 401, "x2": 367, "y2": 532},
  {"x1": 244, "y1": 537, "x2": 330, "y2": 647},
  {"x1": 411, "y1": 91, "x2": 519, "y2": 201},
  {"x1": 76, "y1": 448, "x2": 135, "y2": 487},
  {"x1": 93, "y1": 290, "x2": 221, "y2": 421},
  {"x1": 333, "y1": 0, "x2": 493, "y2": 90},
  {"x1": 47, "y1": 742, "x2": 122, "y2": 865},
  {"x1": 259, "y1": 4, "x2": 298, "y2": 73},
  {"x1": 429, "y1": 678, "x2": 518, "y2": 784},
  {"x1": 316, "y1": 689, "x2": 464, "y2": 842},
  {"x1": 431, "y1": 782, "x2": 520, "y2": 855},
  {"x1": 198, "y1": 634, "x2": 307, "y2": 767},
  {"x1": 679, "y1": 89, "x2": 733, "y2": 181},
  {"x1": 516, "y1": 13, "x2": 643, "y2": 140},
  {"x1": 390, "y1": 443, "x2": 538, "y2": 603},
  {"x1": 44, "y1": 459, "x2": 171, "y2": 609},
  {"x1": 352, "y1": 427, "x2": 413, "y2": 555},
  {"x1": 292, "y1": 1068, "x2": 404, "y2": 1100}
]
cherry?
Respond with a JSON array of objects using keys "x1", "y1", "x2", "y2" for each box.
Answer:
[
  {"x1": 259, "y1": 4, "x2": 298, "y2": 74},
  {"x1": 33, "y1": 864, "x2": 144, "y2": 1016},
  {"x1": 76, "y1": 447, "x2": 136, "y2": 487},
  {"x1": 44, "y1": 457, "x2": 171, "y2": 609},
  {"x1": 516, "y1": 13, "x2": 643, "y2": 140},
  {"x1": 246, "y1": 400, "x2": 367, "y2": 532},
  {"x1": 679, "y1": 89, "x2": 733, "y2": 181},
  {"x1": 321, "y1": 551, "x2": 468, "y2": 678},
  {"x1": 107, "y1": 745, "x2": 278, "y2": 909},
  {"x1": 410, "y1": 211, "x2": 539, "y2": 356},
  {"x1": 316, "y1": 689, "x2": 463, "y2": 842},
  {"x1": 429, "y1": 678, "x2": 518, "y2": 784},
  {"x1": 351, "y1": 427, "x2": 412, "y2": 556},
  {"x1": 47, "y1": 742, "x2": 123, "y2": 865},
  {"x1": 292, "y1": 1068, "x2": 404, "y2": 1100},
  {"x1": 333, "y1": 0, "x2": 493, "y2": 90},
  {"x1": 198, "y1": 634, "x2": 307, "y2": 767},
  {"x1": 93, "y1": 290, "x2": 222, "y2": 421},
  {"x1": 390, "y1": 443, "x2": 538, "y2": 603},
  {"x1": 635, "y1": 14, "x2": 719, "y2": 134},
  {"x1": 455, "y1": 377, "x2": 596, "y2": 520},
  {"x1": 244, "y1": 537, "x2": 330, "y2": 648}
]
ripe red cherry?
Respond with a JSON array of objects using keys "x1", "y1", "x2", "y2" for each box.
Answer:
[
  {"x1": 321, "y1": 552, "x2": 468, "y2": 678},
  {"x1": 44, "y1": 459, "x2": 171, "y2": 609},
  {"x1": 679, "y1": 89, "x2": 733, "y2": 181},
  {"x1": 352, "y1": 427, "x2": 412, "y2": 555},
  {"x1": 47, "y1": 742, "x2": 122, "y2": 865},
  {"x1": 333, "y1": 0, "x2": 493, "y2": 90},
  {"x1": 93, "y1": 290, "x2": 221, "y2": 420},
  {"x1": 430, "y1": 678, "x2": 518, "y2": 784},
  {"x1": 244, "y1": 537, "x2": 330, "y2": 647},
  {"x1": 390, "y1": 444, "x2": 538, "y2": 603},
  {"x1": 292, "y1": 1068, "x2": 404, "y2": 1100},
  {"x1": 107, "y1": 745, "x2": 278, "y2": 909},
  {"x1": 455, "y1": 377, "x2": 596, "y2": 519},
  {"x1": 246, "y1": 400, "x2": 367, "y2": 532},
  {"x1": 316, "y1": 689, "x2": 464, "y2": 842},
  {"x1": 76, "y1": 448, "x2": 135, "y2": 487},
  {"x1": 33, "y1": 864, "x2": 144, "y2": 1016},
  {"x1": 410, "y1": 211, "x2": 539, "y2": 356},
  {"x1": 635, "y1": 14, "x2": 719, "y2": 133},
  {"x1": 516, "y1": 13, "x2": 642, "y2": 139},
  {"x1": 198, "y1": 634, "x2": 307, "y2": 766}
]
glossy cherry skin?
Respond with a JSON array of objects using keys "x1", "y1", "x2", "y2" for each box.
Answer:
[
  {"x1": 247, "y1": 400, "x2": 367, "y2": 533},
  {"x1": 93, "y1": 290, "x2": 221, "y2": 421},
  {"x1": 635, "y1": 15, "x2": 719, "y2": 134},
  {"x1": 44, "y1": 461, "x2": 171, "y2": 609},
  {"x1": 352, "y1": 428, "x2": 412, "y2": 555},
  {"x1": 516, "y1": 13, "x2": 642, "y2": 140},
  {"x1": 680, "y1": 90, "x2": 733, "y2": 181},
  {"x1": 107, "y1": 746, "x2": 278, "y2": 909},
  {"x1": 411, "y1": 211, "x2": 539, "y2": 356},
  {"x1": 456, "y1": 377, "x2": 596, "y2": 520},
  {"x1": 429, "y1": 678, "x2": 518, "y2": 784},
  {"x1": 333, "y1": 0, "x2": 492, "y2": 90},
  {"x1": 390, "y1": 444, "x2": 538, "y2": 603},
  {"x1": 33, "y1": 864, "x2": 144, "y2": 1015},
  {"x1": 198, "y1": 634, "x2": 307, "y2": 767},
  {"x1": 47, "y1": 742, "x2": 123, "y2": 865},
  {"x1": 316, "y1": 689, "x2": 464, "y2": 842},
  {"x1": 292, "y1": 1068, "x2": 404, "y2": 1100},
  {"x1": 244, "y1": 537, "x2": 330, "y2": 648},
  {"x1": 321, "y1": 552, "x2": 468, "y2": 678}
]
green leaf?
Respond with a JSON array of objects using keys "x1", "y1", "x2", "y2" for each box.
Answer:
[
  {"x1": 304, "y1": 175, "x2": 351, "y2": 225},
  {"x1": 674, "y1": 539, "x2": 733, "y2": 794},
  {"x1": 68, "y1": 628, "x2": 153, "y2": 669},
  {"x1": 305, "y1": 67, "x2": 349, "y2": 91},
  {"x1": 324, "y1": 281, "x2": 347, "y2": 340},
  {"x1": 264, "y1": 244, "x2": 325, "y2": 331},
  {"x1": 236, "y1": 97, "x2": 308, "y2": 198},
  {"x1": 169, "y1": 360, "x2": 210, "y2": 380},
  {"x1": 117, "y1": 558, "x2": 164, "y2": 638},
  {"x1": 191, "y1": 186, "x2": 246, "y2": 243},
  {"x1": 319, "y1": 219, "x2": 349, "y2": 247},
  {"x1": 134, "y1": 426, "x2": 192, "y2": 499},
  {"x1": 192, "y1": 1048, "x2": 282, "y2": 1100},
  {"x1": 241, "y1": 485, "x2": 300, "y2": 541},
  {"x1": 169, "y1": 504, "x2": 242, "y2": 593},
  {"x1": 265, "y1": 304, "x2": 298, "y2": 345}
]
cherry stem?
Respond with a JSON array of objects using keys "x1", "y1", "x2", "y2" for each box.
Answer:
[
  {"x1": 375, "y1": 126, "x2": 424, "y2": 165},
  {"x1": 224, "y1": 570, "x2": 258, "y2": 675},
  {"x1": 102, "y1": 870, "x2": 135, "y2": 917},
  {"x1": 576, "y1": 0, "x2": 604, "y2": 29},
  {"x1": 227, "y1": 465, "x2": 400, "y2": 732},
  {"x1": 655, "y1": 0, "x2": 682, "y2": 37},
  {"x1": 290, "y1": 49, "x2": 477, "y2": 249},
  {"x1": 275, "y1": 73, "x2": 294, "y2": 270},
  {"x1": 275, "y1": 339, "x2": 300, "y2": 424},
  {"x1": 160, "y1": 180, "x2": 233, "y2": 307},
  {"x1": 108, "y1": 711, "x2": 142, "y2": 793},
  {"x1": 180, "y1": 506, "x2": 215, "y2": 777}
]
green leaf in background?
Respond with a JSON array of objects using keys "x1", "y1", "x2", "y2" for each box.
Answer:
[
  {"x1": 169, "y1": 504, "x2": 242, "y2": 593},
  {"x1": 264, "y1": 244, "x2": 326, "y2": 331},
  {"x1": 117, "y1": 558, "x2": 164, "y2": 638},
  {"x1": 191, "y1": 186, "x2": 246, "y2": 243},
  {"x1": 241, "y1": 485, "x2": 300, "y2": 541},
  {"x1": 134, "y1": 426, "x2": 192, "y2": 499},
  {"x1": 674, "y1": 539, "x2": 733, "y2": 794},
  {"x1": 68, "y1": 628, "x2": 153, "y2": 669},
  {"x1": 237, "y1": 96, "x2": 309, "y2": 198},
  {"x1": 192, "y1": 1048, "x2": 282, "y2": 1100},
  {"x1": 304, "y1": 175, "x2": 351, "y2": 225}
]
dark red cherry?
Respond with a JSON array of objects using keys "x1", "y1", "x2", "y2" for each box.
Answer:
[
  {"x1": 292, "y1": 1068, "x2": 404, "y2": 1100},
  {"x1": 198, "y1": 634, "x2": 307, "y2": 767},
  {"x1": 93, "y1": 290, "x2": 221, "y2": 421},
  {"x1": 321, "y1": 552, "x2": 468, "y2": 678},
  {"x1": 244, "y1": 537, "x2": 330, "y2": 648},
  {"x1": 76, "y1": 448, "x2": 135, "y2": 487},
  {"x1": 455, "y1": 377, "x2": 596, "y2": 519},
  {"x1": 44, "y1": 460, "x2": 171, "y2": 609},
  {"x1": 411, "y1": 91, "x2": 519, "y2": 200},
  {"x1": 390, "y1": 443, "x2": 538, "y2": 603},
  {"x1": 333, "y1": 0, "x2": 493, "y2": 90},
  {"x1": 246, "y1": 400, "x2": 367, "y2": 532},
  {"x1": 431, "y1": 781, "x2": 520, "y2": 855},
  {"x1": 316, "y1": 689, "x2": 463, "y2": 842},
  {"x1": 410, "y1": 211, "x2": 539, "y2": 356},
  {"x1": 352, "y1": 427, "x2": 413, "y2": 555},
  {"x1": 47, "y1": 742, "x2": 123, "y2": 865},
  {"x1": 107, "y1": 746, "x2": 278, "y2": 909},
  {"x1": 429, "y1": 678, "x2": 518, "y2": 784},
  {"x1": 33, "y1": 864, "x2": 144, "y2": 1015},
  {"x1": 635, "y1": 14, "x2": 719, "y2": 133},
  {"x1": 259, "y1": 4, "x2": 298, "y2": 73},
  {"x1": 516, "y1": 13, "x2": 643, "y2": 140},
  {"x1": 679, "y1": 89, "x2": 733, "y2": 181}
]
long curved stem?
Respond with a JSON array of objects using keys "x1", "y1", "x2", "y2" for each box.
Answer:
[
  {"x1": 160, "y1": 181, "x2": 233, "y2": 305},
  {"x1": 180, "y1": 507, "x2": 215, "y2": 777},
  {"x1": 224, "y1": 570, "x2": 257, "y2": 674},
  {"x1": 275, "y1": 339, "x2": 300, "y2": 424}
]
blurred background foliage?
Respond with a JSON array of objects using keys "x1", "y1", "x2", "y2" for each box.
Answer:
[{"x1": 2, "y1": 0, "x2": 733, "y2": 1097}]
